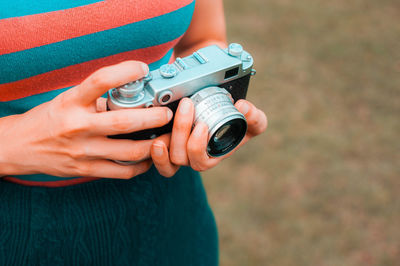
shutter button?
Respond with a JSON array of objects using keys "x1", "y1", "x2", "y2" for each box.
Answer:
[{"x1": 228, "y1": 43, "x2": 243, "y2": 57}]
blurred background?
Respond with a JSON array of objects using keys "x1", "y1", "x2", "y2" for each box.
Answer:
[{"x1": 202, "y1": 0, "x2": 400, "y2": 265}]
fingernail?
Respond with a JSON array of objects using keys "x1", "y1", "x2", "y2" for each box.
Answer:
[
  {"x1": 141, "y1": 63, "x2": 149, "y2": 74},
  {"x1": 238, "y1": 101, "x2": 249, "y2": 115},
  {"x1": 179, "y1": 98, "x2": 191, "y2": 114},
  {"x1": 153, "y1": 143, "x2": 164, "y2": 157},
  {"x1": 193, "y1": 122, "x2": 207, "y2": 138},
  {"x1": 166, "y1": 109, "x2": 173, "y2": 121}
]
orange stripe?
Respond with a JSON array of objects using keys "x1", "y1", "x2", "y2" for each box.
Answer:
[
  {"x1": 3, "y1": 176, "x2": 100, "y2": 187},
  {"x1": 0, "y1": 38, "x2": 179, "y2": 101},
  {"x1": 0, "y1": 0, "x2": 192, "y2": 55}
]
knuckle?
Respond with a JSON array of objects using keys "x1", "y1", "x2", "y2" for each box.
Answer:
[
  {"x1": 187, "y1": 142, "x2": 202, "y2": 155},
  {"x1": 249, "y1": 111, "x2": 268, "y2": 135},
  {"x1": 110, "y1": 113, "x2": 134, "y2": 131},
  {"x1": 74, "y1": 162, "x2": 92, "y2": 176},
  {"x1": 60, "y1": 159, "x2": 79, "y2": 177},
  {"x1": 191, "y1": 164, "x2": 207, "y2": 172},
  {"x1": 53, "y1": 92, "x2": 73, "y2": 109},
  {"x1": 169, "y1": 143, "x2": 188, "y2": 165},
  {"x1": 199, "y1": 163, "x2": 209, "y2": 171},
  {"x1": 125, "y1": 162, "x2": 151, "y2": 179},
  {"x1": 60, "y1": 116, "x2": 89, "y2": 137},
  {"x1": 170, "y1": 154, "x2": 179, "y2": 165},
  {"x1": 191, "y1": 158, "x2": 217, "y2": 172},
  {"x1": 173, "y1": 119, "x2": 191, "y2": 132},
  {"x1": 118, "y1": 161, "x2": 151, "y2": 179},
  {"x1": 245, "y1": 105, "x2": 256, "y2": 119},
  {"x1": 170, "y1": 154, "x2": 187, "y2": 166},
  {"x1": 191, "y1": 164, "x2": 201, "y2": 171},
  {"x1": 161, "y1": 170, "x2": 175, "y2": 178},
  {"x1": 90, "y1": 69, "x2": 112, "y2": 88},
  {"x1": 68, "y1": 145, "x2": 87, "y2": 160},
  {"x1": 47, "y1": 99, "x2": 89, "y2": 137},
  {"x1": 143, "y1": 109, "x2": 168, "y2": 127},
  {"x1": 118, "y1": 168, "x2": 136, "y2": 179},
  {"x1": 84, "y1": 116, "x2": 98, "y2": 131},
  {"x1": 129, "y1": 148, "x2": 147, "y2": 161},
  {"x1": 58, "y1": 118, "x2": 73, "y2": 134},
  {"x1": 248, "y1": 106, "x2": 263, "y2": 122}
]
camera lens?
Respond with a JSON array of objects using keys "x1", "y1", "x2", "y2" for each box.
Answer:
[
  {"x1": 207, "y1": 118, "x2": 247, "y2": 157},
  {"x1": 190, "y1": 86, "x2": 247, "y2": 157}
]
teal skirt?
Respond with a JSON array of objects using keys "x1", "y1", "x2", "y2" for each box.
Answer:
[{"x1": 0, "y1": 166, "x2": 218, "y2": 266}]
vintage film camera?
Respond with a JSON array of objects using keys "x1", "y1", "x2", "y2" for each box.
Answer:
[{"x1": 107, "y1": 43, "x2": 256, "y2": 157}]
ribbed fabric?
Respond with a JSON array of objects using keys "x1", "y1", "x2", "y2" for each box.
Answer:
[{"x1": 0, "y1": 166, "x2": 219, "y2": 265}]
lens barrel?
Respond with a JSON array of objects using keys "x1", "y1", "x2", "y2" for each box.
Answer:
[{"x1": 190, "y1": 86, "x2": 247, "y2": 157}]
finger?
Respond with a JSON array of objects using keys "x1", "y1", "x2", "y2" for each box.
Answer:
[
  {"x1": 77, "y1": 159, "x2": 152, "y2": 179},
  {"x1": 151, "y1": 140, "x2": 179, "y2": 177},
  {"x1": 187, "y1": 122, "x2": 220, "y2": 171},
  {"x1": 154, "y1": 133, "x2": 172, "y2": 144},
  {"x1": 212, "y1": 104, "x2": 267, "y2": 155},
  {"x1": 247, "y1": 108, "x2": 267, "y2": 136},
  {"x1": 71, "y1": 137, "x2": 156, "y2": 162},
  {"x1": 96, "y1": 97, "x2": 107, "y2": 112},
  {"x1": 87, "y1": 107, "x2": 173, "y2": 135},
  {"x1": 69, "y1": 61, "x2": 149, "y2": 106},
  {"x1": 235, "y1": 100, "x2": 268, "y2": 137},
  {"x1": 170, "y1": 98, "x2": 194, "y2": 166}
]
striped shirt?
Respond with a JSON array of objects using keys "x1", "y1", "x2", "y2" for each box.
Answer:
[{"x1": 0, "y1": 0, "x2": 195, "y2": 186}]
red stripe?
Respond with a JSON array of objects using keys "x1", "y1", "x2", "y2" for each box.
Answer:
[
  {"x1": 0, "y1": 0, "x2": 192, "y2": 55},
  {"x1": 3, "y1": 176, "x2": 100, "y2": 187},
  {"x1": 0, "y1": 38, "x2": 180, "y2": 101}
]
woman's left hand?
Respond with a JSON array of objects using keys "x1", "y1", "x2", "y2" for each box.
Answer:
[{"x1": 150, "y1": 98, "x2": 268, "y2": 177}]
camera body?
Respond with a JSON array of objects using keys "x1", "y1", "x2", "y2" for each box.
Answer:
[{"x1": 107, "y1": 43, "x2": 255, "y2": 157}]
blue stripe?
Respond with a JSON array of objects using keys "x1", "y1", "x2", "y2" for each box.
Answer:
[
  {"x1": 0, "y1": 0, "x2": 103, "y2": 19},
  {"x1": 0, "y1": 2, "x2": 194, "y2": 84}
]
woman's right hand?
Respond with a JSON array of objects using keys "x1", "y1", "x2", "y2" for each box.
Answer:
[{"x1": 0, "y1": 61, "x2": 173, "y2": 179}]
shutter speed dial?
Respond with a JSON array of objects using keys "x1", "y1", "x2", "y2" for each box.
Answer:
[{"x1": 159, "y1": 64, "x2": 178, "y2": 78}]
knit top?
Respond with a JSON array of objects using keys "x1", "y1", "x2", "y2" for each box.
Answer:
[{"x1": 0, "y1": 0, "x2": 195, "y2": 186}]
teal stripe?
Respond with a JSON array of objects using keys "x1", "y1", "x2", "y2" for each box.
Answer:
[
  {"x1": 0, "y1": 0, "x2": 103, "y2": 19},
  {"x1": 1, "y1": 48, "x2": 173, "y2": 182},
  {"x1": 0, "y1": 2, "x2": 194, "y2": 84},
  {"x1": 0, "y1": 48, "x2": 173, "y2": 116}
]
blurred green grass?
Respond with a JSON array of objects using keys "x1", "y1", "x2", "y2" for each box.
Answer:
[{"x1": 202, "y1": 0, "x2": 400, "y2": 265}]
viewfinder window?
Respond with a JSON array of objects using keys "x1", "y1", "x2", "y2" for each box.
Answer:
[{"x1": 224, "y1": 67, "x2": 239, "y2": 80}]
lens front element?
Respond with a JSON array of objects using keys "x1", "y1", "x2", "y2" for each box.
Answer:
[
  {"x1": 208, "y1": 118, "x2": 247, "y2": 156},
  {"x1": 190, "y1": 87, "x2": 247, "y2": 157}
]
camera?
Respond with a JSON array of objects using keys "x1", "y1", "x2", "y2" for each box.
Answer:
[{"x1": 107, "y1": 43, "x2": 256, "y2": 157}]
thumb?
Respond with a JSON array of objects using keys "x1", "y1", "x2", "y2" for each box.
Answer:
[{"x1": 68, "y1": 61, "x2": 149, "y2": 106}]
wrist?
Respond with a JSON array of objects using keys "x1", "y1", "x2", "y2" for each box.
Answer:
[
  {"x1": 0, "y1": 141, "x2": 13, "y2": 177},
  {"x1": 0, "y1": 114, "x2": 22, "y2": 176}
]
